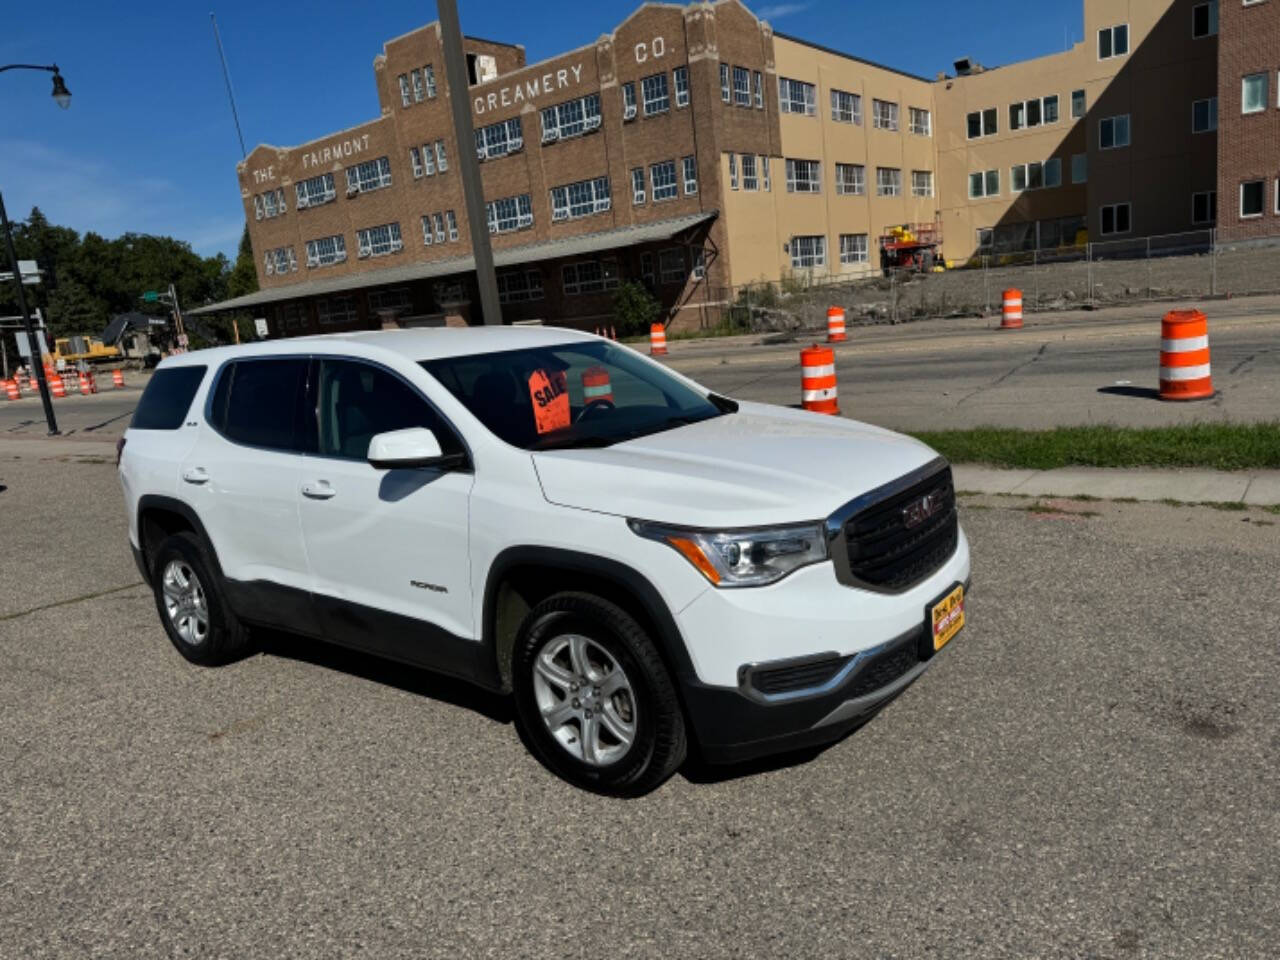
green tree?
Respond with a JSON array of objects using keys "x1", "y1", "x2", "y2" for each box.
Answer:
[
  {"x1": 45, "y1": 279, "x2": 106, "y2": 339},
  {"x1": 227, "y1": 225, "x2": 258, "y2": 299},
  {"x1": 611, "y1": 280, "x2": 661, "y2": 338}
]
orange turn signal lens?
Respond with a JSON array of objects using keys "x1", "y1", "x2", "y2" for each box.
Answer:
[{"x1": 667, "y1": 536, "x2": 722, "y2": 585}]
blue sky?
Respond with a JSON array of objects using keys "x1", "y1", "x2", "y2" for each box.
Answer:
[{"x1": 1, "y1": 1, "x2": 1084, "y2": 261}]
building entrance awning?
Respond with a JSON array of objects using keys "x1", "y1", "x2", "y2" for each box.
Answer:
[{"x1": 189, "y1": 210, "x2": 717, "y2": 316}]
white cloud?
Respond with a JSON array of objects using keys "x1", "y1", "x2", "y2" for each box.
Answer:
[
  {"x1": 754, "y1": 2, "x2": 811, "y2": 20},
  {"x1": 0, "y1": 139, "x2": 241, "y2": 258}
]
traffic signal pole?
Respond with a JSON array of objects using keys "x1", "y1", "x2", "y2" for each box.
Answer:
[{"x1": 0, "y1": 190, "x2": 58, "y2": 435}]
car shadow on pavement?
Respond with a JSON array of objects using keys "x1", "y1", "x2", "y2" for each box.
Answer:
[
  {"x1": 252, "y1": 628, "x2": 514, "y2": 725},
  {"x1": 1097, "y1": 385, "x2": 1161, "y2": 400},
  {"x1": 679, "y1": 713, "x2": 878, "y2": 786}
]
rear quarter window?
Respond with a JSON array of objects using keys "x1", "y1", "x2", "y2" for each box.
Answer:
[{"x1": 130, "y1": 366, "x2": 207, "y2": 430}]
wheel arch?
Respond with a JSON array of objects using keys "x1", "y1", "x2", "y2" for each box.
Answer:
[
  {"x1": 482, "y1": 547, "x2": 696, "y2": 694},
  {"x1": 136, "y1": 495, "x2": 224, "y2": 583}
]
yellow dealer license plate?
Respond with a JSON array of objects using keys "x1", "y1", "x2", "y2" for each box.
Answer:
[{"x1": 929, "y1": 584, "x2": 965, "y2": 652}]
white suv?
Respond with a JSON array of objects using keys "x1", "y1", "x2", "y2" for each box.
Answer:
[{"x1": 119, "y1": 327, "x2": 970, "y2": 795}]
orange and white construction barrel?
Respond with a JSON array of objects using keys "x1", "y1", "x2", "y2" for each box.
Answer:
[
  {"x1": 50, "y1": 375, "x2": 66, "y2": 399},
  {"x1": 826, "y1": 307, "x2": 848, "y2": 343},
  {"x1": 581, "y1": 365, "x2": 615, "y2": 406},
  {"x1": 801, "y1": 345, "x2": 839, "y2": 415},
  {"x1": 112, "y1": 369, "x2": 125, "y2": 389},
  {"x1": 3, "y1": 380, "x2": 20, "y2": 401},
  {"x1": 78, "y1": 373, "x2": 92, "y2": 396},
  {"x1": 649, "y1": 323, "x2": 668, "y2": 356},
  {"x1": 1159, "y1": 309, "x2": 1213, "y2": 401},
  {"x1": 1001, "y1": 289, "x2": 1023, "y2": 329}
]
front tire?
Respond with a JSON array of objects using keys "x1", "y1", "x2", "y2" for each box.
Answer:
[
  {"x1": 512, "y1": 592, "x2": 687, "y2": 796},
  {"x1": 150, "y1": 531, "x2": 250, "y2": 666}
]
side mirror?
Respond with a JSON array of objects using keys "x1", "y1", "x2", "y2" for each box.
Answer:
[{"x1": 367, "y1": 427, "x2": 465, "y2": 471}]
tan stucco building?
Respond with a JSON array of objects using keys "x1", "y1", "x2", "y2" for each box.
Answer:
[{"x1": 194, "y1": 0, "x2": 1251, "y2": 335}]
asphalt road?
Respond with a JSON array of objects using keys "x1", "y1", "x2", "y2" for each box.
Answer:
[
  {"x1": 3, "y1": 305, "x2": 1278, "y2": 439},
  {"x1": 1, "y1": 453, "x2": 1276, "y2": 958},
  {"x1": 662, "y1": 307, "x2": 1280, "y2": 431}
]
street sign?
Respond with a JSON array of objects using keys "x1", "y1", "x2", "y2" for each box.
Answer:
[
  {"x1": 142, "y1": 290, "x2": 159, "y2": 302},
  {"x1": 0, "y1": 260, "x2": 42, "y2": 285},
  {"x1": 15, "y1": 330, "x2": 50, "y2": 359},
  {"x1": 254, "y1": 318, "x2": 269, "y2": 338}
]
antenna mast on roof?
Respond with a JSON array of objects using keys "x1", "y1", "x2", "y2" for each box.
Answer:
[{"x1": 211, "y1": 12, "x2": 248, "y2": 158}]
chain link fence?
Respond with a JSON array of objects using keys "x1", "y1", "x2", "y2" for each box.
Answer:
[{"x1": 701, "y1": 229, "x2": 1280, "y2": 334}]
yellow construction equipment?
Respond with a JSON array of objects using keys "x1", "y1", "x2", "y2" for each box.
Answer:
[{"x1": 53, "y1": 336, "x2": 121, "y2": 364}]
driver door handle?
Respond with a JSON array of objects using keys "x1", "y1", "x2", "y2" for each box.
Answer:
[
  {"x1": 182, "y1": 467, "x2": 209, "y2": 485},
  {"x1": 301, "y1": 480, "x2": 336, "y2": 500}
]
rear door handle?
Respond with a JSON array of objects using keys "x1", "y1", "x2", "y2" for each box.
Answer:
[
  {"x1": 301, "y1": 480, "x2": 336, "y2": 500},
  {"x1": 182, "y1": 467, "x2": 209, "y2": 485}
]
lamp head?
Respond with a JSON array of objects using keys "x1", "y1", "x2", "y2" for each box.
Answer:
[{"x1": 51, "y1": 70, "x2": 71, "y2": 110}]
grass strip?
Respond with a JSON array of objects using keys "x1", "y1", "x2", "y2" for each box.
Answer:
[{"x1": 910, "y1": 423, "x2": 1280, "y2": 471}]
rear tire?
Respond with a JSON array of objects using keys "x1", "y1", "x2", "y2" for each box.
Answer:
[
  {"x1": 150, "y1": 532, "x2": 250, "y2": 666},
  {"x1": 512, "y1": 592, "x2": 687, "y2": 796}
]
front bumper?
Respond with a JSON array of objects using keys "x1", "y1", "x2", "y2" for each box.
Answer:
[{"x1": 682, "y1": 618, "x2": 941, "y2": 764}]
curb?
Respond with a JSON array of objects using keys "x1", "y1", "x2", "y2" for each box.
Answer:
[{"x1": 953, "y1": 464, "x2": 1280, "y2": 507}]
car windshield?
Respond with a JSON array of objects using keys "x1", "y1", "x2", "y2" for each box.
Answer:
[{"x1": 421, "y1": 340, "x2": 729, "y2": 450}]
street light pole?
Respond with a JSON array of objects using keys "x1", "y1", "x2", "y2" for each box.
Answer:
[
  {"x1": 0, "y1": 191, "x2": 58, "y2": 434},
  {"x1": 436, "y1": 0, "x2": 502, "y2": 325},
  {"x1": 2, "y1": 61, "x2": 71, "y2": 434}
]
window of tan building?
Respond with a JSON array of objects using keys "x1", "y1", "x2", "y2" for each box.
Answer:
[
  {"x1": 486, "y1": 194, "x2": 534, "y2": 233},
  {"x1": 741, "y1": 155, "x2": 758, "y2": 191},
  {"x1": 1098, "y1": 23, "x2": 1129, "y2": 60},
  {"x1": 967, "y1": 108, "x2": 998, "y2": 139},
  {"x1": 786, "y1": 159, "x2": 822, "y2": 193},
  {"x1": 1072, "y1": 153, "x2": 1087, "y2": 184},
  {"x1": 835, "y1": 163, "x2": 865, "y2": 195},
  {"x1": 1071, "y1": 90, "x2": 1086, "y2": 119},
  {"x1": 911, "y1": 170, "x2": 933, "y2": 197},
  {"x1": 1100, "y1": 203, "x2": 1132, "y2": 235},
  {"x1": 789, "y1": 235, "x2": 826, "y2": 268},
  {"x1": 540, "y1": 93, "x2": 603, "y2": 143},
  {"x1": 551, "y1": 178, "x2": 610, "y2": 221},
  {"x1": 872, "y1": 99, "x2": 898, "y2": 131},
  {"x1": 296, "y1": 173, "x2": 335, "y2": 209},
  {"x1": 909, "y1": 107, "x2": 931, "y2": 136},
  {"x1": 642, "y1": 73, "x2": 670, "y2": 116},
  {"x1": 356, "y1": 222, "x2": 403, "y2": 258},
  {"x1": 876, "y1": 167, "x2": 902, "y2": 197},
  {"x1": 779, "y1": 77, "x2": 817, "y2": 115},
  {"x1": 1192, "y1": 97, "x2": 1218, "y2": 133},
  {"x1": 1192, "y1": 191, "x2": 1217, "y2": 225},
  {"x1": 969, "y1": 169, "x2": 1000, "y2": 199},
  {"x1": 839, "y1": 234, "x2": 868, "y2": 264},
  {"x1": 1099, "y1": 115, "x2": 1131, "y2": 149},
  {"x1": 831, "y1": 89, "x2": 862, "y2": 125}
]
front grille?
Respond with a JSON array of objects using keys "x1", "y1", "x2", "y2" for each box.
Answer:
[
  {"x1": 841, "y1": 465, "x2": 958, "y2": 592},
  {"x1": 750, "y1": 657, "x2": 847, "y2": 696}
]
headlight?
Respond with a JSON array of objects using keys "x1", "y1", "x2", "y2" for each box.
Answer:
[{"x1": 628, "y1": 519, "x2": 829, "y2": 587}]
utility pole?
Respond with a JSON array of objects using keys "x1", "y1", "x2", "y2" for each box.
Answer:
[
  {"x1": 0, "y1": 191, "x2": 58, "y2": 434},
  {"x1": 437, "y1": 0, "x2": 502, "y2": 325}
]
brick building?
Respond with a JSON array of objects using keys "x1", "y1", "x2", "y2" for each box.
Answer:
[
  {"x1": 191, "y1": 0, "x2": 1274, "y2": 335},
  {"x1": 1217, "y1": 0, "x2": 1280, "y2": 240}
]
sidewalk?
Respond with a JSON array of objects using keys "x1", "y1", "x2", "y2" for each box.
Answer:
[{"x1": 954, "y1": 465, "x2": 1280, "y2": 506}]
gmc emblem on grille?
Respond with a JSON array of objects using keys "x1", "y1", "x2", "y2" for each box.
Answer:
[{"x1": 902, "y1": 491, "x2": 944, "y2": 529}]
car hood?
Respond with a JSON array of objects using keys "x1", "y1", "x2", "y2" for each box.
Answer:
[{"x1": 531, "y1": 402, "x2": 941, "y2": 527}]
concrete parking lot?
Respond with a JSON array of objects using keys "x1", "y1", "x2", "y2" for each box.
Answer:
[{"x1": 1, "y1": 448, "x2": 1276, "y2": 958}]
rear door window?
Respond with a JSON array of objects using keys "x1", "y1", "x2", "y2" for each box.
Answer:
[
  {"x1": 130, "y1": 366, "x2": 207, "y2": 430},
  {"x1": 214, "y1": 358, "x2": 313, "y2": 452}
]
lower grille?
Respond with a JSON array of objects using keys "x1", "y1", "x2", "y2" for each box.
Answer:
[
  {"x1": 836, "y1": 463, "x2": 958, "y2": 593},
  {"x1": 750, "y1": 657, "x2": 847, "y2": 697},
  {"x1": 843, "y1": 637, "x2": 919, "y2": 700}
]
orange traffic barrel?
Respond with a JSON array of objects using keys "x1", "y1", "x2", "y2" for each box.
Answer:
[
  {"x1": 1159, "y1": 310, "x2": 1213, "y2": 401},
  {"x1": 1001, "y1": 289, "x2": 1023, "y2": 329},
  {"x1": 650, "y1": 322, "x2": 668, "y2": 356},
  {"x1": 112, "y1": 369, "x2": 125, "y2": 389},
  {"x1": 50, "y1": 376, "x2": 67, "y2": 399},
  {"x1": 78, "y1": 373, "x2": 92, "y2": 396},
  {"x1": 581, "y1": 365, "x2": 614, "y2": 406},
  {"x1": 3, "y1": 380, "x2": 20, "y2": 401},
  {"x1": 826, "y1": 307, "x2": 847, "y2": 343},
  {"x1": 29, "y1": 375, "x2": 41, "y2": 393},
  {"x1": 801, "y1": 345, "x2": 839, "y2": 415}
]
